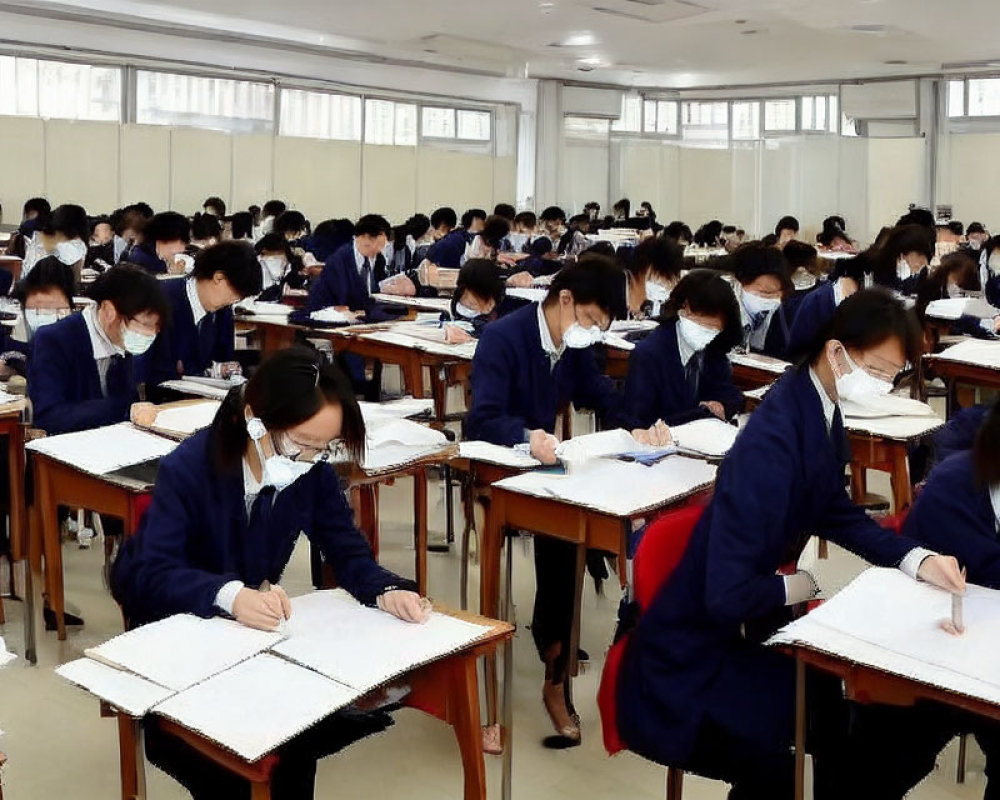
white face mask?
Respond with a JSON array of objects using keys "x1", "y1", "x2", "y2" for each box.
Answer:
[
  {"x1": 677, "y1": 315, "x2": 720, "y2": 352},
  {"x1": 831, "y1": 348, "x2": 894, "y2": 404},
  {"x1": 24, "y1": 308, "x2": 60, "y2": 335},
  {"x1": 742, "y1": 289, "x2": 781, "y2": 318},
  {"x1": 563, "y1": 321, "x2": 603, "y2": 349},
  {"x1": 645, "y1": 280, "x2": 671, "y2": 304},
  {"x1": 454, "y1": 301, "x2": 483, "y2": 320},
  {"x1": 990, "y1": 252, "x2": 1000, "y2": 275},
  {"x1": 897, "y1": 257, "x2": 912, "y2": 281},
  {"x1": 55, "y1": 239, "x2": 87, "y2": 266},
  {"x1": 248, "y1": 419, "x2": 315, "y2": 491},
  {"x1": 970, "y1": 239, "x2": 983, "y2": 252},
  {"x1": 260, "y1": 256, "x2": 287, "y2": 281},
  {"x1": 947, "y1": 282, "x2": 965, "y2": 299},
  {"x1": 121, "y1": 324, "x2": 156, "y2": 355}
]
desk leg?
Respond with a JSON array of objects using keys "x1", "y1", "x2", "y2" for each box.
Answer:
[
  {"x1": 449, "y1": 654, "x2": 488, "y2": 800},
  {"x1": 945, "y1": 377, "x2": 956, "y2": 419},
  {"x1": 890, "y1": 445, "x2": 912, "y2": 515},
  {"x1": 849, "y1": 461, "x2": 867, "y2": 505},
  {"x1": 566, "y1": 534, "x2": 587, "y2": 690},
  {"x1": 459, "y1": 472, "x2": 474, "y2": 611},
  {"x1": 402, "y1": 357, "x2": 425, "y2": 400},
  {"x1": 8, "y1": 424, "x2": 25, "y2": 567},
  {"x1": 481, "y1": 494, "x2": 504, "y2": 726},
  {"x1": 250, "y1": 784, "x2": 271, "y2": 800},
  {"x1": 794, "y1": 657, "x2": 806, "y2": 800},
  {"x1": 37, "y1": 462, "x2": 66, "y2": 640},
  {"x1": 430, "y1": 367, "x2": 448, "y2": 424},
  {"x1": 501, "y1": 535, "x2": 514, "y2": 800},
  {"x1": 117, "y1": 714, "x2": 146, "y2": 800},
  {"x1": 358, "y1": 485, "x2": 380, "y2": 559},
  {"x1": 414, "y1": 470, "x2": 428, "y2": 596}
]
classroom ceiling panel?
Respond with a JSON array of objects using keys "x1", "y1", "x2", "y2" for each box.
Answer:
[{"x1": 6, "y1": 0, "x2": 1000, "y2": 89}]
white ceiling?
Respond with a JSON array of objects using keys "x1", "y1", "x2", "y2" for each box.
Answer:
[{"x1": 6, "y1": 0, "x2": 1000, "y2": 89}]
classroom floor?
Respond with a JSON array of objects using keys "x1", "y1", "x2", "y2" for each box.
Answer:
[{"x1": 0, "y1": 460, "x2": 988, "y2": 798}]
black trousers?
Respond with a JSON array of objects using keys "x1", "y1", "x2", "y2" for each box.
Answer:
[
  {"x1": 531, "y1": 538, "x2": 578, "y2": 673},
  {"x1": 144, "y1": 709, "x2": 394, "y2": 800}
]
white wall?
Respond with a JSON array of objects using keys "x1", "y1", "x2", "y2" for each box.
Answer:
[
  {"x1": 0, "y1": 116, "x2": 515, "y2": 223},
  {"x1": 940, "y1": 132, "x2": 1000, "y2": 228}
]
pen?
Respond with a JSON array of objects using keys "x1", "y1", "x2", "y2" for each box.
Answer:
[
  {"x1": 952, "y1": 592, "x2": 964, "y2": 632},
  {"x1": 257, "y1": 580, "x2": 288, "y2": 633}
]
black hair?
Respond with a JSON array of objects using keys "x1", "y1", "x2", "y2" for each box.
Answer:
[
  {"x1": 44, "y1": 204, "x2": 89, "y2": 241},
  {"x1": 775, "y1": 215, "x2": 800, "y2": 236},
  {"x1": 23, "y1": 197, "x2": 50, "y2": 218},
  {"x1": 354, "y1": 214, "x2": 391, "y2": 239},
  {"x1": 804, "y1": 287, "x2": 921, "y2": 367},
  {"x1": 896, "y1": 208, "x2": 935, "y2": 232},
  {"x1": 89, "y1": 215, "x2": 113, "y2": 238},
  {"x1": 730, "y1": 241, "x2": 794, "y2": 294},
  {"x1": 585, "y1": 241, "x2": 616, "y2": 258},
  {"x1": 540, "y1": 206, "x2": 566, "y2": 223},
  {"x1": 783, "y1": 240, "x2": 819, "y2": 272},
  {"x1": 968, "y1": 222, "x2": 987, "y2": 236},
  {"x1": 947, "y1": 220, "x2": 965, "y2": 237},
  {"x1": 693, "y1": 220, "x2": 724, "y2": 247},
  {"x1": 144, "y1": 211, "x2": 190, "y2": 244},
  {"x1": 212, "y1": 345, "x2": 365, "y2": 471},
  {"x1": 406, "y1": 213, "x2": 431, "y2": 240},
  {"x1": 514, "y1": 211, "x2": 537, "y2": 229},
  {"x1": 871, "y1": 224, "x2": 934, "y2": 287},
  {"x1": 661, "y1": 268, "x2": 742, "y2": 354},
  {"x1": 230, "y1": 211, "x2": 254, "y2": 240},
  {"x1": 568, "y1": 214, "x2": 590, "y2": 231},
  {"x1": 87, "y1": 264, "x2": 172, "y2": 326},
  {"x1": 430, "y1": 207, "x2": 457, "y2": 230},
  {"x1": 916, "y1": 251, "x2": 981, "y2": 321},
  {"x1": 631, "y1": 237, "x2": 683, "y2": 282},
  {"x1": 275, "y1": 210, "x2": 309, "y2": 237},
  {"x1": 529, "y1": 236, "x2": 553, "y2": 257},
  {"x1": 115, "y1": 208, "x2": 148, "y2": 237},
  {"x1": 13, "y1": 255, "x2": 74, "y2": 306},
  {"x1": 203, "y1": 196, "x2": 226, "y2": 216},
  {"x1": 453, "y1": 258, "x2": 504, "y2": 314},
  {"x1": 190, "y1": 241, "x2": 262, "y2": 298},
  {"x1": 310, "y1": 219, "x2": 355, "y2": 261},
  {"x1": 760, "y1": 233, "x2": 779, "y2": 248},
  {"x1": 255, "y1": 233, "x2": 293, "y2": 258},
  {"x1": 493, "y1": 203, "x2": 516, "y2": 221},
  {"x1": 583, "y1": 201, "x2": 601, "y2": 213},
  {"x1": 663, "y1": 221, "x2": 692, "y2": 244},
  {"x1": 461, "y1": 208, "x2": 487, "y2": 229},
  {"x1": 479, "y1": 215, "x2": 510, "y2": 249},
  {"x1": 126, "y1": 202, "x2": 154, "y2": 219},
  {"x1": 545, "y1": 253, "x2": 626, "y2": 320},
  {"x1": 640, "y1": 201, "x2": 654, "y2": 216},
  {"x1": 262, "y1": 200, "x2": 287, "y2": 218},
  {"x1": 613, "y1": 198, "x2": 631, "y2": 218},
  {"x1": 190, "y1": 212, "x2": 222, "y2": 242},
  {"x1": 974, "y1": 400, "x2": 1000, "y2": 488}
]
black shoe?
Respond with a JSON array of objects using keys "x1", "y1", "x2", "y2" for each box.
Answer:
[
  {"x1": 542, "y1": 733, "x2": 582, "y2": 749},
  {"x1": 43, "y1": 605, "x2": 84, "y2": 631},
  {"x1": 578, "y1": 648, "x2": 590, "y2": 663}
]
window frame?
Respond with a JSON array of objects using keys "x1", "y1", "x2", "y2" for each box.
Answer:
[{"x1": 419, "y1": 103, "x2": 493, "y2": 143}]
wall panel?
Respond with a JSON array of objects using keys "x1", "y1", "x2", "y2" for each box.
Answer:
[
  {"x1": 231, "y1": 134, "x2": 274, "y2": 213},
  {"x1": 0, "y1": 116, "x2": 46, "y2": 222},
  {"x1": 45, "y1": 120, "x2": 119, "y2": 215},
  {"x1": 362, "y1": 144, "x2": 416, "y2": 221},
  {"x1": 170, "y1": 129, "x2": 232, "y2": 215},
  {"x1": 273, "y1": 138, "x2": 361, "y2": 222}
]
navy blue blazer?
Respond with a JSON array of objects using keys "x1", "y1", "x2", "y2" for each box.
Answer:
[
  {"x1": 28, "y1": 312, "x2": 144, "y2": 435},
  {"x1": 624, "y1": 320, "x2": 743, "y2": 428},
  {"x1": 112, "y1": 429, "x2": 413, "y2": 627},
  {"x1": 306, "y1": 243, "x2": 387, "y2": 313},
  {"x1": 904, "y1": 452, "x2": 1000, "y2": 588},
  {"x1": 465, "y1": 302, "x2": 633, "y2": 446},
  {"x1": 124, "y1": 243, "x2": 167, "y2": 275},
  {"x1": 933, "y1": 404, "x2": 989, "y2": 465},
  {"x1": 617, "y1": 366, "x2": 918, "y2": 767},
  {"x1": 425, "y1": 230, "x2": 466, "y2": 269},
  {"x1": 786, "y1": 281, "x2": 837, "y2": 359},
  {"x1": 146, "y1": 278, "x2": 234, "y2": 387}
]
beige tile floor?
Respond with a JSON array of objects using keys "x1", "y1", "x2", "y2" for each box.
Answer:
[{"x1": 0, "y1": 467, "x2": 988, "y2": 799}]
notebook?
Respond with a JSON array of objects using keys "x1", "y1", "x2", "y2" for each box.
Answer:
[
  {"x1": 926, "y1": 297, "x2": 1000, "y2": 321},
  {"x1": 932, "y1": 339, "x2": 1000, "y2": 369},
  {"x1": 670, "y1": 418, "x2": 740, "y2": 458},
  {"x1": 152, "y1": 401, "x2": 221, "y2": 437},
  {"x1": 57, "y1": 658, "x2": 174, "y2": 717},
  {"x1": 85, "y1": 614, "x2": 285, "y2": 692},
  {"x1": 26, "y1": 423, "x2": 177, "y2": 475},
  {"x1": 236, "y1": 300, "x2": 294, "y2": 318},
  {"x1": 458, "y1": 441, "x2": 542, "y2": 469},
  {"x1": 362, "y1": 417, "x2": 451, "y2": 473},
  {"x1": 159, "y1": 379, "x2": 233, "y2": 400}
]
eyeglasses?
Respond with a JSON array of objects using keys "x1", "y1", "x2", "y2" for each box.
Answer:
[{"x1": 855, "y1": 355, "x2": 906, "y2": 384}]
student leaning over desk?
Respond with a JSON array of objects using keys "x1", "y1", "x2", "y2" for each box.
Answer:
[
  {"x1": 113, "y1": 347, "x2": 428, "y2": 800},
  {"x1": 617, "y1": 289, "x2": 967, "y2": 799},
  {"x1": 465, "y1": 254, "x2": 671, "y2": 751}
]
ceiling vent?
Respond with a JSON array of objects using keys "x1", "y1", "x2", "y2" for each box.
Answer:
[{"x1": 589, "y1": 0, "x2": 710, "y2": 24}]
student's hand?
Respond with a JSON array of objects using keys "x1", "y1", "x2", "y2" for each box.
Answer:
[
  {"x1": 700, "y1": 401, "x2": 726, "y2": 420},
  {"x1": 304, "y1": 264, "x2": 324, "y2": 278},
  {"x1": 380, "y1": 274, "x2": 417, "y2": 297},
  {"x1": 232, "y1": 585, "x2": 292, "y2": 631},
  {"x1": 529, "y1": 429, "x2": 560, "y2": 464},
  {"x1": 506, "y1": 271, "x2": 534, "y2": 288},
  {"x1": 130, "y1": 402, "x2": 159, "y2": 428},
  {"x1": 837, "y1": 276, "x2": 859, "y2": 298},
  {"x1": 377, "y1": 590, "x2": 431, "y2": 624},
  {"x1": 918, "y1": 554, "x2": 966, "y2": 595},
  {"x1": 991, "y1": 315, "x2": 1000, "y2": 334},
  {"x1": 632, "y1": 420, "x2": 672, "y2": 447},
  {"x1": 301, "y1": 252, "x2": 321, "y2": 268},
  {"x1": 443, "y1": 324, "x2": 473, "y2": 344},
  {"x1": 416, "y1": 261, "x2": 439, "y2": 287}
]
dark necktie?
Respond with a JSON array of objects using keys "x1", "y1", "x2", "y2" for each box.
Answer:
[
  {"x1": 242, "y1": 485, "x2": 276, "y2": 586},
  {"x1": 685, "y1": 352, "x2": 703, "y2": 402},
  {"x1": 361, "y1": 258, "x2": 373, "y2": 293},
  {"x1": 197, "y1": 315, "x2": 215, "y2": 363},
  {"x1": 830, "y1": 406, "x2": 852, "y2": 465}
]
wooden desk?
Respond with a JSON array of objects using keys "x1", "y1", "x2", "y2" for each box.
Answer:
[
  {"x1": 105, "y1": 607, "x2": 513, "y2": 800},
  {"x1": 924, "y1": 352, "x2": 1000, "y2": 417},
  {"x1": 786, "y1": 644, "x2": 1000, "y2": 800},
  {"x1": 0, "y1": 406, "x2": 26, "y2": 649},
  {"x1": 730, "y1": 353, "x2": 792, "y2": 391},
  {"x1": 30, "y1": 454, "x2": 155, "y2": 641}
]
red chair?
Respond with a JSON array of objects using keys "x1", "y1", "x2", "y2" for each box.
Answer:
[{"x1": 597, "y1": 502, "x2": 706, "y2": 799}]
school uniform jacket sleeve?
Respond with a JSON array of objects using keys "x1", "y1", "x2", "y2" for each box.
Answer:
[
  {"x1": 698, "y1": 351, "x2": 744, "y2": 419},
  {"x1": 306, "y1": 251, "x2": 346, "y2": 312},
  {"x1": 623, "y1": 336, "x2": 662, "y2": 430},
  {"x1": 786, "y1": 281, "x2": 836, "y2": 359},
  {"x1": 465, "y1": 322, "x2": 527, "y2": 446},
  {"x1": 568, "y1": 347, "x2": 634, "y2": 431},
  {"x1": 904, "y1": 452, "x2": 1000, "y2": 588}
]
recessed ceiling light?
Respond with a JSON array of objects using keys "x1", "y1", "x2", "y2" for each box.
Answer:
[
  {"x1": 735, "y1": 19, "x2": 747, "y2": 24},
  {"x1": 884, "y1": 59, "x2": 908, "y2": 65},
  {"x1": 851, "y1": 23, "x2": 888, "y2": 33},
  {"x1": 539, "y1": 2, "x2": 555, "y2": 13},
  {"x1": 577, "y1": 56, "x2": 604, "y2": 66},
  {"x1": 562, "y1": 32, "x2": 598, "y2": 47}
]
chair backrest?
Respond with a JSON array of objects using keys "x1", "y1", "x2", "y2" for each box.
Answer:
[
  {"x1": 598, "y1": 502, "x2": 706, "y2": 756},
  {"x1": 634, "y1": 503, "x2": 706, "y2": 612}
]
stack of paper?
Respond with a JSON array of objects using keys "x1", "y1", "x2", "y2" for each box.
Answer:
[
  {"x1": 363, "y1": 417, "x2": 451, "y2": 473},
  {"x1": 926, "y1": 297, "x2": 1000, "y2": 321},
  {"x1": 729, "y1": 352, "x2": 793, "y2": 374},
  {"x1": 310, "y1": 308, "x2": 351, "y2": 324},
  {"x1": 505, "y1": 287, "x2": 547, "y2": 304},
  {"x1": 458, "y1": 441, "x2": 541, "y2": 469},
  {"x1": 27, "y1": 423, "x2": 177, "y2": 475},
  {"x1": 360, "y1": 330, "x2": 477, "y2": 360},
  {"x1": 159, "y1": 378, "x2": 234, "y2": 400},
  {"x1": 369, "y1": 294, "x2": 452, "y2": 314},
  {"x1": 57, "y1": 590, "x2": 493, "y2": 762},
  {"x1": 358, "y1": 397, "x2": 435, "y2": 423},
  {"x1": 769, "y1": 568, "x2": 1000, "y2": 705},
  {"x1": 236, "y1": 300, "x2": 294, "y2": 318},
  {"x1": 932, "y1": 339, "x2": 1000, "y2": 369},
  {"x1": 670, "y1": 418, "x2": 740, "y2": 458},
  {"x1": 152, "y1": 401, "x2": 221, "y2": 437}
]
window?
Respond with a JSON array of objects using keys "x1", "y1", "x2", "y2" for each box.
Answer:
[
  {"x1": 611, "y1": 95, "x2": 641, "y2": 132},
  {"x1": 279, "y1": 88, "x2": 360, "y2": 141},
  {"x1": 0, "y1": 56, "x2": 120, "y2": 121},
  {"x1": 967, "y1": 78, "x2": 1000, "y2": 117},
  {"x1": 731, "y1": 101, "x2": 760, "y2": 140},
  {"x1": 564, "y1": 116, "x2": 609, "y2": 141},
  {"x1": 764, "y1": 99, "x2": 797, "y2": 132},
  {"x1": 421, "y1": 107, "x2": 455, "y2": 138},
  {"x1": 801, "y1": 95, "x2": 831, "y2": 132},
  {"x1": 364, "y1": 99, "x2": 416, "y2": 145},
  {"x1": 681, "y1": 101, "x2": 728, "y2": 141},
  {"x1": 138, "y1": 71, "x2": 274, "y2": 133},
  {"x1": 828, "y1": 95, "x2": 839, "y2": 133},
  {"x1": 948, "y1": 80, "x2": 965, "y2": 118},
  {"x1": 642, "y1": 99, "x2": 678, "y2": 135},
  {"x1": 456, "y1": 109, "x2": 491, "y2": 141}
]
